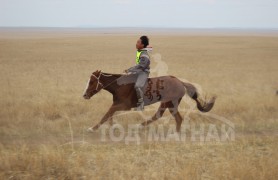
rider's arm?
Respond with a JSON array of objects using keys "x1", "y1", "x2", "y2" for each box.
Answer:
[
  {"x1": 126, "y1": 65, "x2": 141, "y2": 73},
  {"x1": 127, "y1": 53, "x2": 150, "y2": 73}
]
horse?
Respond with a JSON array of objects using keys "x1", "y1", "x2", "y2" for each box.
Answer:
[{"x1": 83, "y1": 70, "x2": 216, "y2": 133}]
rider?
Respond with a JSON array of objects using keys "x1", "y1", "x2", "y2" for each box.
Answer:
[{"x1": 124, "y1": 36, "x2": 151, "y2": 111}]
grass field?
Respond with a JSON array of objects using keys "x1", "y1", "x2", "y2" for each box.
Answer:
[{"x1": 0, "y1": 28, "x2": 278, "y2": 179}]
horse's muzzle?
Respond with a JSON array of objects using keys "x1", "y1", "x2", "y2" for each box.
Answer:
[{"x1": 83, "y1": 94, "x2": 90, "y2": 99}]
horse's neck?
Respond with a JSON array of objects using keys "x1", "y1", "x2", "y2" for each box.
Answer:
[{"x1": 100, "y1": 73, "x2": 121, "y2": 93}]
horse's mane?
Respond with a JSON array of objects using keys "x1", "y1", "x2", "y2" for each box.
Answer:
[{"x1": 102, "y1": 72, "x2": 123, "y2": 78}]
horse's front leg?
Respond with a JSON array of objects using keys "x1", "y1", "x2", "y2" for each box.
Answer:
[{"x1": 87, "y1": 104, "x2": 124, "y2": 132}]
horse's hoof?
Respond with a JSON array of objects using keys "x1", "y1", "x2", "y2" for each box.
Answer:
[{"x1": 87, "y1": 127, "x2": 96, "y2": 133}]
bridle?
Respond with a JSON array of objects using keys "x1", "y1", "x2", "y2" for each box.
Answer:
[
  {"x1": 90, "y1": 72, "x2": 124, "y2": 94},
  {"x1": 91, "y1": 73, "x2": 104, "y2": 92}
]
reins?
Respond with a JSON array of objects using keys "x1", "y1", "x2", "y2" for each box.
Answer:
[{"x1": 91, "y1": 72, "x2": 127, "y2": 93}]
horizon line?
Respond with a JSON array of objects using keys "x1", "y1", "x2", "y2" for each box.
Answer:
[{"x1": 0, "y1": 26, "x2": 278, "y2": 30}]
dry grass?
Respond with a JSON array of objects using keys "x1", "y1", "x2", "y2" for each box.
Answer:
[{"x1": 0, "y1": 30, "x2": 278, "y2": 179}]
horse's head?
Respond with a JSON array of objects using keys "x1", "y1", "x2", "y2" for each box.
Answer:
[{"x1": 83, "y1": 70, "x2": 103, "y2": 99}]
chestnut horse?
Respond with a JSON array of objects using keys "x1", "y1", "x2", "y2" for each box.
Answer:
[{"x1": 83, "y1": 70, "x2": 216, "y2": 132}]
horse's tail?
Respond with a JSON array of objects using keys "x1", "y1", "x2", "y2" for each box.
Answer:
[{"x1": 181, "y1": 81, "x2": 216, "y2": 112}]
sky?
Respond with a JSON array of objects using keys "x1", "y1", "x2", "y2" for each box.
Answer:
[{"x1": 0, "y1": 0, "x2": 278, "y2": 28}]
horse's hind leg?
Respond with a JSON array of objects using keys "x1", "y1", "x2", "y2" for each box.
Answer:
[
  {"x1": 169, "y1": 98, "x2": 183, "y2": 132},
  {"x1": 171, "y1": 111, "x2": 183, "y2": 132},
  {"x1": 141, "y1": 102, "x2": 169, "y2": 126}
]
